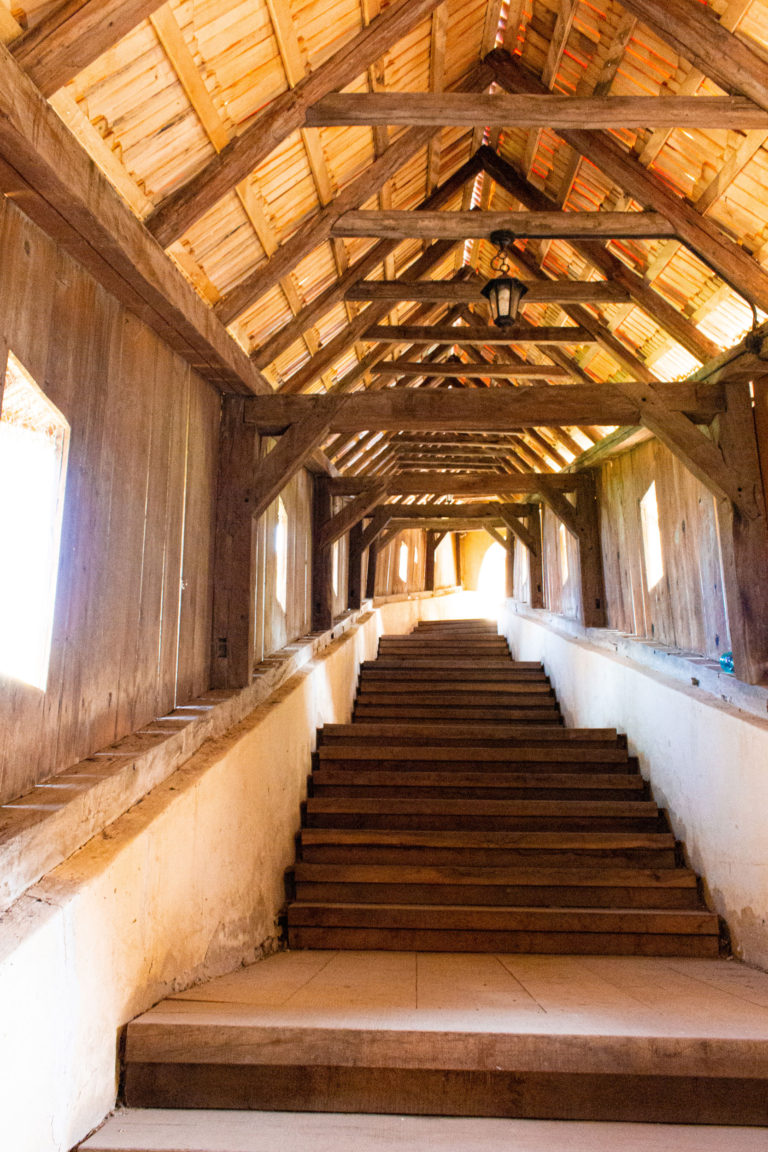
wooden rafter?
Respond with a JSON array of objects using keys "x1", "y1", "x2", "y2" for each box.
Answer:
[
  {"x1": 0, "y1": 38, "x2": 269, "y2": 395},
  {"x1": 478, "y1": 146, "x2": 719, "y2": 365},
  {"x1": 619, "y1": 0, "x2": 768, "y2": 114},
  {"x1": 249, "y1": 153, "x2": 483, "y2": 368},
  {"x1": 487, "y1": 49, "x2": 768, "y2": 316},
  {"x1": 12, "y1": 0, "x2": 165, "y2": 96},
  {"x1": 145, "y1": 0, "x2": 452, "y2": 247},
  {"x1": 214, "y1": 62, "x2": 491, "y2": 327}
]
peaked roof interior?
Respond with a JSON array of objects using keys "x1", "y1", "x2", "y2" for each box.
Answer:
[{"x1": 7, "y1": 0, "x2": 768, "y2": 481}]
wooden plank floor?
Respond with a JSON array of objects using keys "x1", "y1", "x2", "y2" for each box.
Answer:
[{"x1": 80, "y1": 1109, "x2": 768, "y2": 1151}]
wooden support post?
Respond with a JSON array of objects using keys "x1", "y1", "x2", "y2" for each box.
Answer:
[
  {"x1": 424, "y1": 530, "x2": 437, "y2": 592},
  {"x1": 347, "y1": 522, "x2": 364, "y2": 611},
  {"x1": 453, "y1": 532, "x2": 463, "y2": 586},
  {"x1": 527, "y1": 506, "x2": 545, "y2": 609},
  {"x1": 714, "y1": 379, "x2": 768, "y2": 684},
  {"x1": 575, "y1": 470, "x2": 607, "y2": 628},
  {"x1": 211, "y1": 398, "x2": 259, "y2": 689},
  {"x1": 311, "y1": 476, "x2": 334, "y2": 632},
  {"x1": 365, "y1": 541, "x2": 378, "y2": 601}
]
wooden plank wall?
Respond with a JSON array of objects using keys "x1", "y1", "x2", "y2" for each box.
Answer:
[
  {"x1": 434, "y1": 532, "x2": 458, "y2": 588},
  {"x1": 0, "y1": 197, "x2": 219, "y2": 806},
  {"x1": 597, "y1": 441, "x2": 729, "y2": 659},
  {"x1": 540, "y1": 507, "x2": 582, "y2": 621},
  {"x1": 253, "y1": 453, "x2": 313, "y2": 663},
  {"x1": 375, "y1": 529, "x2": 427, "y2": 597}
]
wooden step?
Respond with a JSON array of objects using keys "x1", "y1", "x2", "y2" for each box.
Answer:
[
  {"x1": 290, "y1": 863, "x2": 702, "y2": 909},
  {"x1": 287, "y1": 903, "x2": 719, "y2": 956},
  {"x1": 298, "y1": 828, "x2": 678, "y2": 868},
  {"x1": 121, "y1": 952, "x2": 768, "y2": 1123},
  {"x1": 311, "y1": 768, "x2": 643, "y2": 799},
  {"x1": 363, "y1": 662, "x2": 533, "y2": 673},
  {"x1": 304, "y1": 797, "x2": 660, "y2": 834},
  {"x1": 358, "y1": 675, "x2": 553, "y2": 690},
  {"x1": 321, "y1": 723, "x2": 619, "y2": 744},
  {"x1": 353, "y1": 705, "x2": 562, "y2": 723},
  {"x1": 319, "y1": 745, "x2": 629, "y2": 764},
  {"x1": 79, "y1": 1108, "x2": 768, "y2": 1149}
]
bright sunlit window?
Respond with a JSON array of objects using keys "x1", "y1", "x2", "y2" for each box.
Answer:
[
  {"x1": 558, "y1": 522, "x2": 569, "y2": 585},
  {"x1": 275, "y1": 496, "x2": 288, "y2": 611},
  {"x1": 0, "y1": 352, "x2": 69, "y2": 689},
  {"x1": 640, "y1": 481, "x2": 664, "y2": 591},
  {"x1": 398, "y1": 541, "x2": 409, "y2": 583}
]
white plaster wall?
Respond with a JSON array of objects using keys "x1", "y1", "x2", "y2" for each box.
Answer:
[
  {"x1": 499, "y1": 601, "x2": 768, "y2": 971},
  {"x1": 0, "y1": 591, "x2": 481, "y2": 1152}
]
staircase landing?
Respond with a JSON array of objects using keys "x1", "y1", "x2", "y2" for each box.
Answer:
[
  {"x1": 82, "y1": 1110, "x2": 768, "y2": 1151},
  {"x1": 123, "y1": 949, "x2": 768, "y2": 1124}
]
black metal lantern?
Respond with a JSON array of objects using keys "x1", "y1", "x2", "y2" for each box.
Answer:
[{"x1": 481, "y1": 230, "x2": 528, "y2": 328}]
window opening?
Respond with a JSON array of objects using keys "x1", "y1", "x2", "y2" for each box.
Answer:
[
  {"x1": 640, "y1": 481, "x2": 664, "y2": 591},
  {"x1": 0, "y1": 352, "x2": 69, "y2": 689},
  {"x1": 398, "y1": 541, "x2": 409, "y2": 583},
  {"x1": 558, "y1": 522, "x2": 569, "y2": 585},
  {"x1": 275, "y1": 496, "x2": 288, "y2": 612}
]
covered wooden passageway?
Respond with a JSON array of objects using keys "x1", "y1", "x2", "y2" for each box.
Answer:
[{"x1": 1, "y1": 0, "x2": 768, "y2": 1149}]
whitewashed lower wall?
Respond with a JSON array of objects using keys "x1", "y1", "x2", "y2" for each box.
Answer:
[
  {"x1": 0, "y1": 591, "x2": 482, "y2": 1152},
  {"x1": 499, "y1": 600, "x2": 768, "y2": 972}
]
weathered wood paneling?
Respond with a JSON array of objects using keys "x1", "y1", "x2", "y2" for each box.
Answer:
[
  {"x1": 375, "y1": 529, "x2": 427, "y2": 597},
  {"x1": 254, "y1": 459, "x2": 313, "y2": 663},
  {"x1": 598, "y1": 441, "x2": 729, "y2": 659},
  {"x1": 541, "y1": 506, "x2": 582, "y2": 621},
  {"x1": 434, "y1": 532, "x2": 458, "y2": 589},
  {"x1": 0, "y1": 198, "x2": 220, "y2": 805}
]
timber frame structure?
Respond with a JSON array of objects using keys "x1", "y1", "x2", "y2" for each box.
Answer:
[{"x1": 2, "y1": 0, "x2": 768, "y2": 686}]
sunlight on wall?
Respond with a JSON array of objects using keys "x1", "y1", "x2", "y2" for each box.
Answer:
[
  {"x1": 0, "y1": 352, "x2": 69, "y2": 690},
  {"x1": 640, "y1": 480, "x2": 664, "y2": 591},
  {"x1": 398, "y1": 540, "x2": 409, "y2": 583},
  {"x1": 476, "y1": 541, "x2": 506, "y2": 615},
  {"x1": 559, "y1": 522, "x2": 569, "y2": 585},
  {"x1": 275, "y1": 497, "x2": 288, "y2": 611}
]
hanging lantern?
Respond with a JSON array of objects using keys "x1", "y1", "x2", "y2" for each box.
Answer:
[{"x1": 481, "y1": 230, "x2": 528, "y2": 328}]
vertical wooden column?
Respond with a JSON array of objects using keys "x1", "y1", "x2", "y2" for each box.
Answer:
[
  {"x1": 311, "y1": 475, "x2": 334, "y2": 632},
  {"x1": 347, "y1": 521, "x2": 364, "y2": 611},
  {"x1": 211, "y1": 396, "x2": 259, "y2": 689},
  {"x1": 365, "y1": 540, "x2": 378, "y2": 601},
  {"x1": 527, "y1": 506, "x2": 545, "y2": 608},
  {"x1": 453, "y1": 532, "x2": 463, "y2": 586},
  {"x1": 424, "y1": 530, "x2": 437, "y2": 592},
  {"x1": 715, "y1": 379, "x2": 768, "y2": 684},
  {"x1": 575, "y1": 470, "x2": 607, "y2": 628}
]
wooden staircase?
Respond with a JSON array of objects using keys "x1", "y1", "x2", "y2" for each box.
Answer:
[
  {"x1": 116, "y1": 620, "x2": 768, "y2": 1133},
  {"x1": 286, "y1": 619, "x2": 720, "y2": 957}
]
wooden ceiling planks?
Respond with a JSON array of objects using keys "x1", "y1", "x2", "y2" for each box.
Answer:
[{"x1": 6, "y1": 0, "x2": 768, "y2": 488}]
